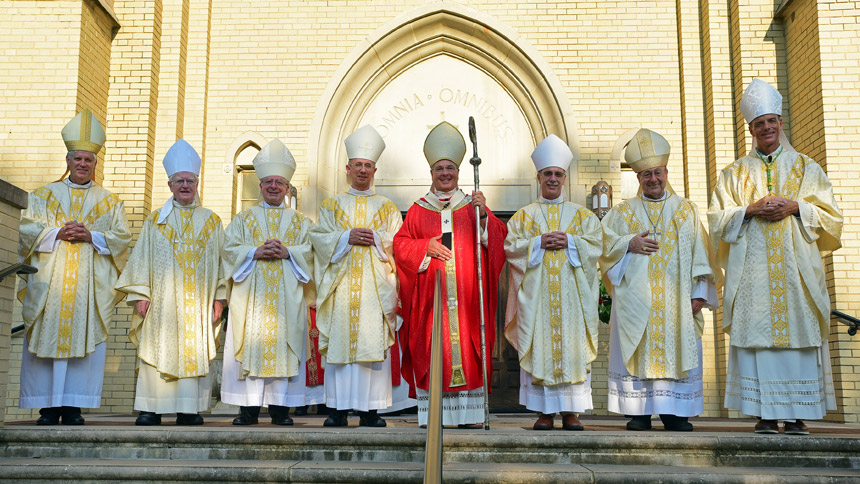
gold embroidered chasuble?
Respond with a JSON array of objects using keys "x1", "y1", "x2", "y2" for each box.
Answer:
[
  {"x1": 708, "y1": 150, "x2": 842, "y2": 349},
  {"x1": 504, "y1": 201, "x2": 603, "y2": 386},
  {"x1": 18, "y1": 182, "x2": 131, "y2": 358},
  {"x1": 223, "y1": 204, "x2": 314, "y2": 379},
  {"x1": 601, "y1": 193, "x2": 719, "y2": 380},
  {"x1": 310, "y1": 193, "x2": 401, "y2": 364},
  {"x1": 116, "y1": 204, "x2": 226, "y2": 380}
]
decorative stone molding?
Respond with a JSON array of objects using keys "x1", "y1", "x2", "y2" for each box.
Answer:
[{"x1": 307, "y1": 1, "x2": 579, "y2": 217}]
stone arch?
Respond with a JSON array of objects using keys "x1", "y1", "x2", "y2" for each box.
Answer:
[{"x1": 307, "y1": 2, "x2": 579, "y2": 218}]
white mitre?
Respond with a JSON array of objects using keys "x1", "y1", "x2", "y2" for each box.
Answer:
[
  {"x1": 62, "y1": 108, "x2": 106, "y2": 154},
  {"x1": 163, "y1": 139, "x2": 201, "y2": 177},
  {"x1": 345, "y1": 124, "x2": 385, "y2": 162},
  {"x1": 740, "y1": 78, "x2": 782, "y2": 123},
  {"x1": 157, "y1": 139, "x2": 202, "y2": 223},
  {"x1": 254, "y1": 138, "x2": 296, "y2": 181},
  {"x1": 423, "y1": 121, "x2": 466, "y2": 167},
  {"x1": 625, "y1": 129, "x2": 670, "y2": 173},
  {"x1": 531, "y1": 134, "x2": 572, "y2": 172},
  {"x1": 740, "y1": 78, "x2": 794, "y2": 152}
]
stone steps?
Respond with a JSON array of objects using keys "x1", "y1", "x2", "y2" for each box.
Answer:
[
  {"x1": 1, "y1": 416, "x2": 859, "y2": 483},
  {"x1": 2, "y1": 427, "x2": 859, "y2": 468},
  {"x1": 1, "y1": 459, "x2": 859, "y2": 484}
]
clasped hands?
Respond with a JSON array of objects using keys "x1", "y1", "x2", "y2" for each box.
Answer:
[
  {"x1": 136, "y1": 300, "x2": 224, "y2": 323},
  {"x1": 349, "y1": 228, "x2": 375, "y2": 246},
  {"x1": 57, "y1": 221, "x2": 92, "y2": 243},
  {"x1": 746, "y1": 195, "x2": 798, "y2": 222},
  {"x1": 253, "y1": 239, "x2": 290, "y2": 260},
  {"x1": 540, "y1": 231, "x2": 568, "y2": 250},
  {"x1": 628, "y1": 231, "x2": 659, "y2": 255}
]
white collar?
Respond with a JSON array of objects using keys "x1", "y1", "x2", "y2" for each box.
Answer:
[
  {"x1": 538, "y1": 195, "x2": 565, "y2": 204},
  {"x1": 156, "y1": 196, "x2": 199, "y2": 224},
  {"x1": 63, "y1": 178, "x2": 92, "y2": 189},
  {"x1": 641, "y1": 191, "x2": 670, "y2": 202},
  {"x1": 432, "y1": 188, "x2": 459, "y2": 199},
  {"x1": 348, "y1": 186, "x2": 374, "y2": 196},
  {"x1": 262, "y1": 200, "x2": 285, "y2": 208}
]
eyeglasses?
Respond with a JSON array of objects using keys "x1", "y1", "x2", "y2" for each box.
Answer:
[
  {"x1": 261, "y1": 178, "x2": 289, "y2": 188},
  {"x1": 172, "y1": 178, "x2": 198, "y2": 186},
  {"x1": 540, "y1": 170, "x2": 566, "y2": 178}
]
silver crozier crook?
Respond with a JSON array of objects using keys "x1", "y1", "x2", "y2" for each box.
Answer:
[{"x1": 468, "y1": 116, "x2": 491, "y2": 430}]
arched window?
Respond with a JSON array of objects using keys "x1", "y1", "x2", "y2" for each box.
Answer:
[{"x1": 226, "y1": 132, "x2": 267, "y2": 216}]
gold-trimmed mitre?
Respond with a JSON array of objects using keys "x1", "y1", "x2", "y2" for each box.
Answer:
[
  {"x1": 740, "y1": 78, "x2": 782, "y2": 124},
  {"x1": 253, "y1": 138, "x2": 296, "y2": 182},
  {"x1": 62, "y1": 108, "x2": 106, "y2": 154},
  {"x1": 531, "y1": 134, "x2": 572, "y2": 173},
  {"x1": 345, "y1": 124, "x2": 385, "y2": 163},
  {"x1": 423, "y1": 121, "x2": 466, "y2": 167},
  {"x1": 625, "y1": 129, "x2": 670, "y2": 173}
]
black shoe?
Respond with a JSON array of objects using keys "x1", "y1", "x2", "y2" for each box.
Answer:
[
  {"x1": 36, "y1": 407, "x2": 60, "y2": 425},
  {"x1": 660, "y1": 414, "x2": 693, "y2": 432},
  {"x1": 176, "y1": 413, "x2": 204, "y2": 426},
  {"x1": 232, "y1": 406, "x2": 260, "y2": 425},
  {"x1": 323, "y1": 410, "x2": 348, "y2": 427},
  {"x1": 358, "y1": 410, "x2": 386, "y2": 427},
  {"x1": 269, "y1": 405, "x2": 293, "y2": 426},
  {"x1": 60, "y1": 406, "x2": 85, "y2": 425},
  {"x1": 626, "y1": 415, "x2": 652, "y2": 431},
  {"x1": 293, "y1": 405, "x2": 308, "y2": 416},
  {"x1": 135, "y1": 411, "x2": 161, "y2": 426},
  {"x1": 457, "y1": 423, "x2": 482, "y2": 429}
]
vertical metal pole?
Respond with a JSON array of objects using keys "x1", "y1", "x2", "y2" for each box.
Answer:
[
  {"x1": 468, "y1": 116, "x2": 491, "y2": 430},
  {"x1": 423, "y1": 270, "x2": 444, "y2": 484}
]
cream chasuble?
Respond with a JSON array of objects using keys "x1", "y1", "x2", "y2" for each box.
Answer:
[
  {"x1": 116, "y1": 203, "x2": 226, "y2": 380},
  {"x1": 601, "y1": 193, "x2": 719, "y2": 380},
  {"x1": 504, "y1": 201, "x2": 602, "y2": 386},
  {"x1": 708, "y1": 149, "x2": 842, "y2": 349},
  {"x1": 223, "y1": 204, "x2": 314, "y2": 379},
  {"x1": 18, "y1": 181, "x2": 131, "y2": 358},
  {"x1": 311, "y1": 192, "x2": 401, "y2": 364}
]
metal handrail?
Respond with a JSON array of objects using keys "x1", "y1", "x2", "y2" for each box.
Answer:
[
  {"x1": 1, "y1": 263, "x2": 36, "y2": 336},
  {"x1": 832, "y1": 310, "x2": 860, "y2": 336},
  {"x1": 0, "y1": 263, "x2": 36, "y2": 282}
]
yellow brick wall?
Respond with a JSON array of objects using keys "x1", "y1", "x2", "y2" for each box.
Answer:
[{"x1": 0, "y1": 1, "x2": 83, "y2": 191}]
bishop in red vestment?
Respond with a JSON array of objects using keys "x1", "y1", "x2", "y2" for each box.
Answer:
[{"x1": 394, "y1": 121, "x2": 507, "y2": 427}]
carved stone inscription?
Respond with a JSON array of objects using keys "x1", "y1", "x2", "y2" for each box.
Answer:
[{"x1": 359, "y1": 55, "x2": 538, "y2": 211}]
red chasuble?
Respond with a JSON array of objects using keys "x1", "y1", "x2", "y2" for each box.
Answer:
[{"x1": 394, "y1": 194, "x2": 507, "y2": 396}]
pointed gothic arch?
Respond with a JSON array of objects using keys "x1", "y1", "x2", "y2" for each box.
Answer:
[{"x1": 306, "y1": 2, "x2": 579, "y2": 218}]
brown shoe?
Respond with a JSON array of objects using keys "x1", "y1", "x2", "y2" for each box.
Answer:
[
  {"x1": 784, "y1": 420, "x2": 809, "y2": 435},
  {"x1": 754, "y1": 419, "x2": 779, "y2": 434},
  {"x1": 562, "y1": 414, "x2": 584, "y2": 431},
  {"x1": 533, "y1": 413, "x2": 554, "y2": 430}
]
